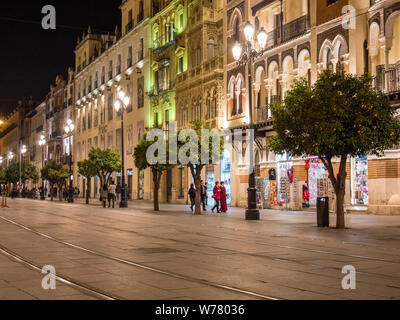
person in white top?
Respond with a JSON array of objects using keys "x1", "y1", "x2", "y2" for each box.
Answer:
[{"x1": 108, "y1": 181, "x2": 116, "y2": 208}]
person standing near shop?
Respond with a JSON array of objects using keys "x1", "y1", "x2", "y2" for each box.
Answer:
[
  {"x1": 200, "y1": 180, "x2": 207, "y2": 211},
  {"x1": 188, "y1": 184, "x2": 196, "y2": 212},
  {"x1": 116, "y1": 182, "x2": 122, "y2": 204},
  {"x1": 101, "y1": 184, "x2": 108, "y2": 208},
  {"x1": 108, "y1": 180, "x2": 116, "y2": 208},
  {"x1": 211, "y1": 181, "x2": 221, "y2": 213},
  {"x1": 220, "y1": 181, "x2": 228, "y2": 213}
]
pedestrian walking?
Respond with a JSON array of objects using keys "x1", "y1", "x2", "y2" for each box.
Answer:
[
  {"x1": 211, "y1": 181, "x2": 221, "y2": 213},
  {"x1": 188, "y1": 183, "x2": 196, "y2": 212},
  {"x1": 200, "y1": 180, "x2": 207, "y2": 211},
  {"x1": 101, "y1": 184, "x2": 108, "y2": 208},
  {"x1": 108, "y1": 180, "x2": 116, "y2": 208},
  {"x1": 116, "y1": 183, "x2": 122, "y2": 203},
  {"x1": 220, "y1": 181, "x2": 228, "y2": 213}
]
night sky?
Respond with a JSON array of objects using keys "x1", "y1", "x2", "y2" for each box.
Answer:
[{"x1": 0, "y1": 0, "x2": 121, "y2": 115}]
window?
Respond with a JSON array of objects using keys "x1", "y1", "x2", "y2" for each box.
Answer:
[
  {"x1": 165, "y1": 109, "x2": 169, "y2": 130},
  {"x1": 116, "y1": 128, "x2": 121, "y2": 154},
  {"x1": 107, "y1": 131, "x2": 113, "y2": 149},
  {"x1": 178, "y1": 56, "x2": 184, "y2": 73},
  {"x1": 107, "y1": 93, "x2": 113, "y2": 121},
  {"x1": 108, "y1": 60, "x2": 113, "y2": 80},
  {"x1": 101, "y1": 66, "x2": 105, "y2": 85},
  {"x1": 179, "y1": 12, "x2": 184, "y2": 29},
  {"x1": 88, "y1": 104, "x2": 92, "y2": 129},
  {"x1": 234, "y1": 18, "x2": 240, "y2": 42},
  {"x1": 207, "y1": 38, "x2": 215, "y2": 60},
  {"x1": 94, "y1": 101, "x2": 98, "y2": 127},
  {"x1": 154, "y1": 112, "x2": 159, "y2": 127},
  {"x1": 327, "y1": 0, "x2": 338, "y2": 5},
  {"x1": 126, "y1": 84, "x2": 133, "y2": 113},
  {"x1": 116, "y1": 54, "x2": 121, "y2": 75},
  {"x1": 94, "y1": 136, "x2": 98, "y2": 148},
  {"x1": 138, "y1": 38, "x2": 144, "y2": 61},
  {"x1": 127, "y1": 125, "x2": 133, "y2": 155},
  {"x1": 127, "y1": 46, "x2": 132, "y2": 68}
]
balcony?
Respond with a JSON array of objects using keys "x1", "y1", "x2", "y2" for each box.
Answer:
[
  {"x1": 267, "y1": 15, "x2": 309, "y2": 48},
  {"x1": 152, "y1": 34, "x2": 176, "y2": 54},
  {"x1": 376, "y1": 64, "x2": 400, "y2": 107}
]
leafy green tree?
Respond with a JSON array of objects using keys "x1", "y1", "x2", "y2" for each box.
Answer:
[
  {"x1": 78, "y1": 159, "x2": 97, "y2": 204},
  {"x1": 88, "y1": 148, "x2": 121, "y2": 187},
  {"x1": 0, "y1": 169, "x2": 6, "y2": 185},
  {"x1": 269, "y1": 70, "x2": 400, "y2": 228},
  {"x1": 5, "y1": 162, "x2": 38, "y2": 186},
  {"x1": 41, "y1": 161, "x2": 66, "y2": 201},
  {"x1": 178, "y1": 120, "x2": 223, "y2": 215},
  {"x1": 134, "y1": 135, "x2": 175, "y2": 211},
  {"x1": 54, "y1": 166, "x2": 69, "y2": 201}
]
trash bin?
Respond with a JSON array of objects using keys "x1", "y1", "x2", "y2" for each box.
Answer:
[{"x1": 316, "y1": 196, "x2": 329, "y2": 227}]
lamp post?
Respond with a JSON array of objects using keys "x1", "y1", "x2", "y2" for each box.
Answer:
[
  {"x1": 114, "y1": 89, "x2": 130, "y2": 208},
  {"x1": 64, "y1": 119, "x2": 75, "y2": 203},
  {"x1": 38, "y1": 135, "x2": 46, "y2": 200},
  {"x1": 19, "y1": 145, "x2": 27, "y2": 194},
  {"x1": 232, "y1": 21, "x2": 267, "y2": 220}
]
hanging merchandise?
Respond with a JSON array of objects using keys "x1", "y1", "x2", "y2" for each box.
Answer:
[
  {"x1": 308, "y1": 157, "x2": 326, "y2": 206},
  {"x1": 351, "y1": 156, "x2": 368, "y2": 205}
]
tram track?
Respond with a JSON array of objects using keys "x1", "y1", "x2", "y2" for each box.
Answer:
[
  {"x1": 0, "y1": 215, "x2": 281, "y2": 300},
  {"x1": 7, "y1": 201, "x2": 400, "y2": 265},
  {"x1": 3, "y1": 201, "x2": 400, "y2": 286},
  {"x1": 0, "y1": 244, "x2": 118, "y2": 300},
  {"x1": 2, "y1": 200, "x2": 400, "y2": 298}
]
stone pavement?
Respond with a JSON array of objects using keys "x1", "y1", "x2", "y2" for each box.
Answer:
[{"x1": 0, "y1": 197, "x2": 400, "y2": 300}]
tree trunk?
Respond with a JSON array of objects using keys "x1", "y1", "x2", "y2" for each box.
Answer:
[
  {"x1": 323, "y1": 156, "x2": 347, "y2": 229},
  {"x1": 50, "y1": 185, "x2": 54, "y2": 201},
  {"x1": 189, "y1": 164, "x2": 203, "y2": 215},
  {"x1": 59, "y1": 186, "x2": 63, "y2": 202},
  {"x1": 152, "y1": 168, "x2": 161, "y2": 211},
  {"x1": 86, "y1": 177, "x2": 91, "y2": 205},
  {"x1": 335, "y1": 156, "x2": 347, "y2": 229}
]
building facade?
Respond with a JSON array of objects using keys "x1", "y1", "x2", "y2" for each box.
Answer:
[{"x1": 73, "y1": 0, "x2": 152, "y2": 200}]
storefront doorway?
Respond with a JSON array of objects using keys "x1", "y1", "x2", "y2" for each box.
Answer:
[
  {"x1": 206, "y1": 170, "x2": 215, "y2": 205},
  {"x1": 220, "y1": 150, "x2": 231, "y2": 205},
  {"x1": 276, "y1": 153, "x2": 293, "y2": 204},
  {"x1": 351, "y1": 156, "x2": 368, "y2": 205}
]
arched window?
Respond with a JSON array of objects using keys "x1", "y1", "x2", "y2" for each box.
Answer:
[
  {"x1": 206, "y1": 93, "x2": 211, "y2": 120},
  {"x1": 234, "y1": 18, "x2": 240, "y2": 42},
  {"x1": 326, "y1": 49, "x2": 333, "y2": 70},
  {"x1": 236, "y1": 77, "x2": 243, "y2": 114}
]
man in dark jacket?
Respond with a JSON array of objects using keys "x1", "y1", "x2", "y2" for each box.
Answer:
[
  {"x1": 200, "y1": 180, "x2": 207, "y2": 211},
  {"x1": 188, "y1": 184, "x2": 196, "y2": 212}
]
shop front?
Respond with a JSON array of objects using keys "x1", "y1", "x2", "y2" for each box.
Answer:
[
  {"x1": 220, "y1": 150, "x2": 231, "y2": 205},
  {"x1": 351, "y1": 156, "x2": 368, "y2": 205},
  {"x1": 276, "y1": 153, "x2": 293, "y2": 206},
  {"x1": 206, "y1": 167, "x2": 215, "y2": 205}
]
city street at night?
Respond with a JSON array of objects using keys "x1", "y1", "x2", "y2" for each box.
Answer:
[{"x1": 1, "y1": 198, "x2": 400, "y2": 300}]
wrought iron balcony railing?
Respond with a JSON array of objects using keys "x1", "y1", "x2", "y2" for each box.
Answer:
[{"x1": 267, "y1": 15, "x2": 309, "y2": 48}]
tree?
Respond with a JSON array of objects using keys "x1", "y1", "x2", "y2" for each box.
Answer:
[
  {"x1": 78, "y1": 159, "x2": 97, "y2": 204},
  {"x1": 134, "y1": 135, "x2": 175, "y2": 211},
  {"x1": 54, "y1": 165, "x2": 69, "y2": 201},
  {"x1": 269, "y1": 70, "x2": 400, "y2": 228},
  {"x1": 178, "y1": 120, "x2": 223, "y2": 215},
  {"x1": 5, "y1": 162, "x2": 38, "y2": 187},
  {"x1": 41, "y1": 161, "x2": 67, "y2": 201},
  {"x1": 88, "y1": 148, "x2": 121, "y2": 187}
]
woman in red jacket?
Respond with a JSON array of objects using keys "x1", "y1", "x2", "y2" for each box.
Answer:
[{"x1": 212, "y1": 181, "x2": 221, "y2": 213}]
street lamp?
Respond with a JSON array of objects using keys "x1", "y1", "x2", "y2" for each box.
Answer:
[
  {"x1": 7, "y1": 152, "x2": 14, "y2": 166},
  {"x1": 232, "y1": 21, "x2": 267, "y2": 221},
  {"x1": 114, "y1": 89, "x2": 130, "y2": 208},
  {"x1": 38, "y1": 135, "x2": 46, "y2": 200},
  {"x1": 64, "y1": 119, "x2": 75, "y2": 203}
]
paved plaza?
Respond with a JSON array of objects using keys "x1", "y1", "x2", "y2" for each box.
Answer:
[{"x1": 0, "y1": 198, "x2": 400, "y2": 300}]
